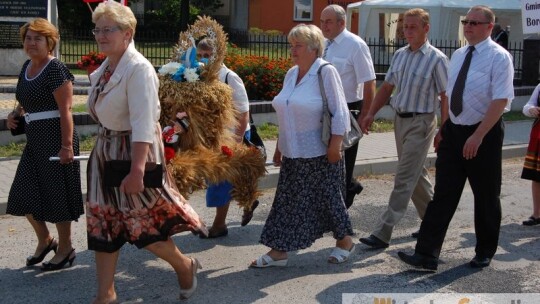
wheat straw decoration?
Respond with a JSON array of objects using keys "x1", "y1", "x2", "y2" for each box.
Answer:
[{"x1": 158, "y1": 16, "x2": 266, "y2": 210}]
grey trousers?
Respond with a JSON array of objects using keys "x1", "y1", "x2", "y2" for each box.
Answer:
[{"x1": 371, "y1": 112, "x2": 436, "y2": 243}]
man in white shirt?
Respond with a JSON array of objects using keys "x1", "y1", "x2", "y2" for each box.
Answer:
[
  {"x1": 320, "y1": 4, "x2": 376, "y2": 208},
  {"x1": 398, "y1": 5, "x2": 514, "y2": 271}
]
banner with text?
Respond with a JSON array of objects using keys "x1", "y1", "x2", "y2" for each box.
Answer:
[{"x1": 522, "y1": 0, "x2": 540, "y2": 34}]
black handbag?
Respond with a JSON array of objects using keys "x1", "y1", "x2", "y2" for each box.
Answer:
[
  {"x1": 10, "y1": 114, "x2": 26, "y2": 136},
  {"x1": 103, "y1": 160, "x2": 164, "y2": 188},
  {"x1": 243, "y1": 114, "x2": 267, "y2": 161}
]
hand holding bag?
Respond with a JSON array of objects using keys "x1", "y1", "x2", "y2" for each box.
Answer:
[
  {"x1": 243, "y1": 114, "x2": 267, "y2": 161},
  {"x1": 9, "y1": 102, "x2": 25, "y2": 136},
  {"x1": 318, "y1": 63, "x2": 362, "y2": 150},
  {"x1": 103, "y1": 160, "x2": 164, "y2": 188}
]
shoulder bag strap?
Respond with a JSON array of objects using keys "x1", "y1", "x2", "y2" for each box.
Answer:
[
  {"x1": 317, "y1": 62, "x2": 333, "y2": 116},
  {"x1": 224, "y1": 71, "x2": 230, "y2": 85}
]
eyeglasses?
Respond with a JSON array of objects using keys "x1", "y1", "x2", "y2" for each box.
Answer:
[
  {"x1": 460, "y1": 20, "x2": 491, "y2": 26},
  {"x1": 92, "y1": 27, "x2": 121, "y2": 36}
]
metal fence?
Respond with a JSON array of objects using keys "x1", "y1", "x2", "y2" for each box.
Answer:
[{"x1": 59, "y1": 28, "x2": 523, "y2": 80}]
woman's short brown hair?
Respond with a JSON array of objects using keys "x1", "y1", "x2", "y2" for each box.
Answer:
[{"x1": 20, "y1": 18, "x2": 59, "y2": 53}]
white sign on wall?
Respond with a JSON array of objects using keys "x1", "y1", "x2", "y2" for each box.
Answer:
[{"x1": 522, "y1": 0, "x2": 540, "y2": 34}]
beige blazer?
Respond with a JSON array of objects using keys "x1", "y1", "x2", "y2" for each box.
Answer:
[{"x1": 88, "y1": 42, "x2": 160, "y2": 143}]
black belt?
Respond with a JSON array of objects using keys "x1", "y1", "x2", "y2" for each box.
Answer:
[{"x1": 396, "y1": 112, "x2": 432, "y2": 118}]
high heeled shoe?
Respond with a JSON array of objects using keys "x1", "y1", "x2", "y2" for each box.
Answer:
[
  {"x1": 26, "y1": 238, "x2": 58, "y2": 266},
  {"x1": 179, "y1": 257, "x2": 202, "y2": 300},
  {"x1": 41, "y1": 248, "x2": 76, "y2": 271}
]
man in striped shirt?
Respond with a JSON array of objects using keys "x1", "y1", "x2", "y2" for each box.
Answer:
[
  {"x1": 398, "y1": 5, "x2": 514, "y2": 270},
  {"x1": 360, "y1": 8, "x2": 449, "y2": 249}
]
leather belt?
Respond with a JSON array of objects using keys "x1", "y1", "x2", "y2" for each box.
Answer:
[
  {"x1": 24, "y1": 110, "x2": 60, "y2": 123},
  {"x1": 396, "y1": 112, "x2": 431, "y2": 118}
]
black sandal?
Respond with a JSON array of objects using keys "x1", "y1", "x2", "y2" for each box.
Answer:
[{"x1": 522, "y1": 216, "x2": 540, "y2": 226}]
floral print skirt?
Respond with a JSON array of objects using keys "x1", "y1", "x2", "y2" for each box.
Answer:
[
  {"x1": 260, "y1": 155, "x2": 354, "y2": 252},
  {"x1": 86, "y1": 125, "x2": 207, "y2": 252}
]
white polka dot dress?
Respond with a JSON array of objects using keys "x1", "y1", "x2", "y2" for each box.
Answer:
[{"x1": 6, "y1": 58, "x2": 84, "y2": 223}]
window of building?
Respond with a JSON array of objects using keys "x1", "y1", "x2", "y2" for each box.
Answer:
[{"x1": 293, "y1": 0, "x2": 313, "y2": 21}]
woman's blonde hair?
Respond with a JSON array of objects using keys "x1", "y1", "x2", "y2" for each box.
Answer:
[
  {"x1": 20, "y1": 18, "x2": 59, "y2": 53},
  {"x1": 288, "y1": 24, "x2": 325, "y2": 58},
  {"x1": 92, "y1": 0, "x2": 137, "y2": 39}
]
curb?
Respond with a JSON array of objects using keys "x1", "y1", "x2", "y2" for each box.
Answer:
[{"x1": 0, "y1": 144, "x2": 527, "y2": 215}]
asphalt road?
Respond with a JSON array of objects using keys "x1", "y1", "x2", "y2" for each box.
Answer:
[{"x1": 0, "y1": 158, "x2": 539, "y2": 304}]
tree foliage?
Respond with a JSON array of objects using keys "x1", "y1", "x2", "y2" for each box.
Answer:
[
  {"x1": 56, "y1": 0, "x2": 223, "y2": 31},
  {"x1": 140, "y1": 0, "x2": 223, "y2": 30},
  {"x1": 57, "y1": 0, "x2": 94, "y2": 29}
]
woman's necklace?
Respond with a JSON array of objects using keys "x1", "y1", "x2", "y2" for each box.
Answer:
[{"x1": 103, "y1": 65, "x2": 113, "y2": 82}]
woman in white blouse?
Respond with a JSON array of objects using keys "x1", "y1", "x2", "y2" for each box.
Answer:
[
  {"x1": 250, "y1": 24, "x2": 355, "y2": 268},
  {"x1": 86, "y1": 2, "x2": 206, "y2": 302}
]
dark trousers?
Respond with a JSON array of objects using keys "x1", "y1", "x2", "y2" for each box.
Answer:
[
  {"x1": 344, "y1": 100, "x2": 362, "y2": 208},
  {"x1": 415, "y1": 119, "x2": 504, "y2": 259}
]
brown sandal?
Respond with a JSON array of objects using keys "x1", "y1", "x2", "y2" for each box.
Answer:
[
  {"x1": 199, "y1": 227, "x2": 228, "y2": 239},
  {"x1": 241, "y1": 200, "x2": 259, "y2": 226}
]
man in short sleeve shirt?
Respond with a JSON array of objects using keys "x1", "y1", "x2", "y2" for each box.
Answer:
[
  {"x1": 398, "y1": 5, "x2": 514, "y2": 270},
  {"x1": 359, "y1": 8, "x2": 448, "y2": 249},
  {"x1": 320, "y1": 4, "x2": 376, "y2": 208}
]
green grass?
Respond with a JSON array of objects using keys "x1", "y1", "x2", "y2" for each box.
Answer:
[
  {"x1": 72, "y1": 104, "x2": 87, "y2": 113},
  {"x1": 0, "y1": 142, "x2": 26, "y2": 157},
  {"x1": 257, "y1": 123, "x2": 279, "y2": 140},
  {"x1": 503, "y1": 111, "x2": 534, "y2": 121}
]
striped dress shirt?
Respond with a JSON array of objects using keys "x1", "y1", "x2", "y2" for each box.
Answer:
[{"x1": 385, "y1": 41, "x2": 449, "y2": 114}]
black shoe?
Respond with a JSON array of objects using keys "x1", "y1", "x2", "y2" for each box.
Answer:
[
  {"x1": 41, "y1": 248, "x2": 76, "y2": 271},
  {"x1": 349, "y1": 181, "x2": 364, "y2": 195},
  {"x1": 241, "y1": 200, "x2": 259, "y2": 226},
  {"x1": 411, "y1": 230, "x2": 420, "y2": 238},
  {"x1": 397, "y1": 251, "x2": 438, "y2": 271},
  {"x1": 469, "y1": 255, "x2": 491, "y2": 268},
  {"x1": 26, "y1": 238, "x2": 58, "y2": 267},
  {"x1": 522, "y1": 216, "x2": 540, "y2": 226},
  {"x1": 345, "y1": 182, "x2": 364, "y2": 209},
  {"x1": 199, "y1": 227, "x2": 228, "y2": 239},
  {"x1": 359, "y1": 235, "x2": 389, "y2": 249}
]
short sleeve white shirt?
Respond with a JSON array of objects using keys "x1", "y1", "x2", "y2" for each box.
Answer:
[
  {"x1": 219, "y1": 65, "x2": 250, "y2": 132},
  {"x1": 324, "y1": 29, "x2": 376, "y2": 103}
]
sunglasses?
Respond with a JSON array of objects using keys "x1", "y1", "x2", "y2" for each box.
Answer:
[{"x1": 460, "y1": 20, "x2": 491, "y2": 26}]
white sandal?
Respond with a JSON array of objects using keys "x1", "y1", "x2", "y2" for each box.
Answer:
[
  {"x1": 328, "y1": 245, "x2": 355, "y2": 264},
  {"x1": 250, "y1": 254, "x2": 288, "y2": 268},
  {"x1": 179, "y1": 258, "x2": 202, "y2": 300}
]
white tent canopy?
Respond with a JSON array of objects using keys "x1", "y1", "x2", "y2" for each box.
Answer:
[{"x1": 346, "y1": 0, "x2": 523, "y2": 43}]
